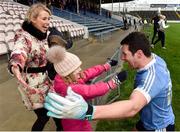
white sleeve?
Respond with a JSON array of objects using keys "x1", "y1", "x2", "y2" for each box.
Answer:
[
  {"x1": 133, "y1": 87, "x2": 151, "y2": 103},
  {"x1": 162, "y1": 21, "x2": 169, "y2": 29}
]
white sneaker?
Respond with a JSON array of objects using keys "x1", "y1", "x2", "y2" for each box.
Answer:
[
  {"x1": 162, "y1": 47, "x2": 166, "y2": 49},
  {"x1": 151, "y1": 44, "x2": 154, "y2": 48}
]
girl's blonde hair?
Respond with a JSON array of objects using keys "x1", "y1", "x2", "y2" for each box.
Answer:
[{"x1": 25, "y1": 3, "x2": 51, "y2": 23}]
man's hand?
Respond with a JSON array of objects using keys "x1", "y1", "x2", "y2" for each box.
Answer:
[{"x1": 44, "y1": 87, "x2": 94, "y2": 120}]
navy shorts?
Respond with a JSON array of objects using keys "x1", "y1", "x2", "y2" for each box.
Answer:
[{"x1": 136, "y1": 120, "x2": 175, "y2": 131}]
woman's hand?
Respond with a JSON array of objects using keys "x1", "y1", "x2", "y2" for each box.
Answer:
[
  {"x1": 12, "y1": 65, "x2": 46, "y2": 104},
  {"x1": 11, "y1": 66, "x2": 42, "y2": 94},
  {"x1": 11, "y1": 65, "x2": 29, "y2": 88}
]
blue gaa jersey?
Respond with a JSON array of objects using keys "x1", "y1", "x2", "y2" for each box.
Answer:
[{"x1": 134, "y1": 53, "x2": 175, "y2": 130}]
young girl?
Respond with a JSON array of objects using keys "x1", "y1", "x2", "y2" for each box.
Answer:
[{"x1": 46, "y1": 45, "x2": 127, "y2": 131}]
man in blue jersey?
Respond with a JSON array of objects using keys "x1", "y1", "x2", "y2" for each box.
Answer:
[{"x1": 44, "y1": 32, "x2": 175, "y2": 131}]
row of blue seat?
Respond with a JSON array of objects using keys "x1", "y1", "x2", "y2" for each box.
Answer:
[{"x1": 51, "y1": 6, "x2": 123, "y2": 38}]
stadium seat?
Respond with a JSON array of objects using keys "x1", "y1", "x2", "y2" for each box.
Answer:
[{"x1": 0, "y1": 43, "x2": 8, "y2": 55}]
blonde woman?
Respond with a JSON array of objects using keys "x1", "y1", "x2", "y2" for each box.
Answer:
[{"x1": 8, "y1": 3, "x2": 62, "y2": 131}]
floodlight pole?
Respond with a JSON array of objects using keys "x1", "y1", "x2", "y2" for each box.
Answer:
[
  {"x1": 100, "y1": 0, "x2": 102, "y2": 15},
  {"x1": 111, "y1": 0, "x2": 113, "y2": 12},
  {"x1": 119, "y1": 0, "x2": 120, "y2": 14},
  {"x1": 77, "y1": 0, "x2": 79, "y2": 14}
]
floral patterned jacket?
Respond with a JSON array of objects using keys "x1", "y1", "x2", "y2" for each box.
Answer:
[{"x1": 9, "y1": 29, "x2": 52, "y2": 110}]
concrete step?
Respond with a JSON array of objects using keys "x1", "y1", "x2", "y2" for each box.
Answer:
[
  {"x1": 69, "y1": 38, "x2": 93, "y2": 52},
  {"x1": 0, "y1": 55, "x2": 13, "y2": 84}
]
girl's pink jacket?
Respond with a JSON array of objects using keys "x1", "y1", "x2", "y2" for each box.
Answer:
[{"x1": 53, "y1": 64, "x2": 113, "y2": 131}]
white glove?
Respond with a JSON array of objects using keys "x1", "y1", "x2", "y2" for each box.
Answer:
[{"x1": 44, "y1": 87, "x2": 94, "y2": 120}]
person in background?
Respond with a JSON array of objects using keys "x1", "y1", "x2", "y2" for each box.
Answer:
[
  {"x1": 133, "y1": 18, "x2": 137, "y2": 31},
  {"x1": 152, "y1": 14, "x2": 169, "y2": 49},
  {"x1": 44, "y1": 32, "x2": 175, "y2": 131},
  {"x1": 8, "y1": 3, "x2": 64, "y2": 131},
  {"x1": 45, "y1": 44, "x2": 127, "y2": 131},
  {"x1": 123, "y1": 16, "x2": 128, "y2": 30},
  {"x1": 151, "y1": 13, "x2": 160, "y2": 45}
]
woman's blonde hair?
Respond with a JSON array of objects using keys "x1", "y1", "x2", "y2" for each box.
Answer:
[{"x1": 25, "y1": 3, "x2": 51, "y2": 23}]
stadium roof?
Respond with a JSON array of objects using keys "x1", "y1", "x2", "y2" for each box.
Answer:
[{"x1": 102, "y1": 0, "x2": 134, "y2": 4}]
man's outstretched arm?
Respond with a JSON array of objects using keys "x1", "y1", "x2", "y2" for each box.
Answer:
[{"x1": 94, "y1": 90, "x2": 147, "y2": 120}]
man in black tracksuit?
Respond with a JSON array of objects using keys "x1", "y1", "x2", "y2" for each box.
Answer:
[{"x1": 151, "y1": 13, "x2": 160, "y2": 44}]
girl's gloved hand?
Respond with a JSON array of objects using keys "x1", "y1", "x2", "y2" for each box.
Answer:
[
  {"x1": 107, "y1": 58, "x2": 118, "y2": 67},
  {"x1": 112, "y1": 70, "x2": 128, "y2": 85},
  {"x1": 44, "y1": 87, "x2": 95, "y2": 120}
]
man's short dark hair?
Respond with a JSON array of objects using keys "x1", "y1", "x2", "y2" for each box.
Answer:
[{"x1": 120, "y1": 32, "x2": 151, "y2": 57}]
